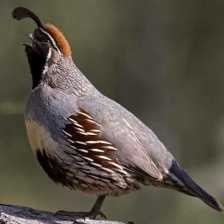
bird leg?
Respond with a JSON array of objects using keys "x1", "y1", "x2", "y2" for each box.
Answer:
[
  {"x1": 88, "y1": 195, "x2": 107, "y2": 218},
  {"x1": 55, "y1": 195, "x2": 107, "y2": 219}
]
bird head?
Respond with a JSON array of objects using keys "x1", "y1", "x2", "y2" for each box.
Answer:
[{"x1": 12, "y1": 7, "x2": 72, "y2": 89}]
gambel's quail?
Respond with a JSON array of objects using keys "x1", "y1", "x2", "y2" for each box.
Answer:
[{"x1": 12, "y1": 7, "x2": 223, "y2": 218}]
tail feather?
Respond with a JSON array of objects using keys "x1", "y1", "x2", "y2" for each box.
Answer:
[{"x1": 166, "y1": 160, "x2": 223, "y2": 212}]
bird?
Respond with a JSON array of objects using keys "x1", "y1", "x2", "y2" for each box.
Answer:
[{"x1": 12, "y1": 6, "x2": 223, "y2": 219}]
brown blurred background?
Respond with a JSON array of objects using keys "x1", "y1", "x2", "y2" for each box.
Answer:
[{"x1": 1, "y1": 0, "x2": 224, "y2": 223}]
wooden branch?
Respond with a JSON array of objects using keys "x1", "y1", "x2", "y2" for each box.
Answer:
[{"x1": 0, "y1": 204, "x2": 129, "y2": 224}]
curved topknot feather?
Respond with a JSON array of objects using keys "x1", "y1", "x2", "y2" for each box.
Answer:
[{"x1": 12, "y1": 7, "x2": 44, "y2": 28}]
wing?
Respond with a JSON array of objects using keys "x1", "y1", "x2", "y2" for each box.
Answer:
[
  {"x1": 63, "y1": 108, "x2": 129, "y2": 176},
  {"x1": 62, "y1": 104, "x2": 164, "y2": 183}
]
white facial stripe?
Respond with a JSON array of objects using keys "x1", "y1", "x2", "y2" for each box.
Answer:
[
  {"x1": 39, "y1": 27, "x2": 61, "y2": 53},
  {"x1": 46, "y1": 47, "x2": 52, "y2": 61},
  {"x1": 42, "y1": 48, "x2": 52, "y2": 74}
]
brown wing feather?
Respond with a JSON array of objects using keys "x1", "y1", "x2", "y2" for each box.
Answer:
[
  {"x1": 63, "y1": 109, "x2": 129, "y2": 176},
  {"x1": 63, "y1": 108, "x2": 163, "y2": 191}
]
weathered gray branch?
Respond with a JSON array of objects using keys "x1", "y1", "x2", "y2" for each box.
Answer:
[{"x1": 0, "y1": 204, "x2": 129, "y2": 224}]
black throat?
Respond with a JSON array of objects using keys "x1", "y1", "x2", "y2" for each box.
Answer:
[{"x1": 25, "y1": 45, "x2": 48, "y2": 89}]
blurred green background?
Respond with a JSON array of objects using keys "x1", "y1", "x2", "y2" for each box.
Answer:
[{"x1": 1, "y1": 0, "x2": 224, "y2": 223}]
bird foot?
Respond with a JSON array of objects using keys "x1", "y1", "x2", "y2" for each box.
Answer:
[{"x1": 55, "y1": 209, "x2": 107, "y2": 220}]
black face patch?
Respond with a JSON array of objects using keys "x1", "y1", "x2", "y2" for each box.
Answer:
[
  {"x1": 25, "y1": 43, "x2": 49, "y2": 89},
  {"x1": 25, "y1": 27, "x2": 59, "y2": 89},
  {"x1": 33, "y1": 29, "x2": 49, "y2": 43},
  {"x1": 36, "y1": 149, "x2": 74, "y2": 188}
]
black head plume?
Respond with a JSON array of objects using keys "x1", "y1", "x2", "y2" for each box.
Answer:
[
  {"x1": 12, "y1": 7, "x2": 44, "y2": 28},
  {"x1": 12, "y1": 7, "x2": 48, "y2": 89},
  {"x1": 12, "y1": 7, "x2": 72, "y2": 89}
]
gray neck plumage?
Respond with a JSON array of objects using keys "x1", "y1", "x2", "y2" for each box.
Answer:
[{"x1": 43, "y1": 57, "x2": 98, "y2": 96}]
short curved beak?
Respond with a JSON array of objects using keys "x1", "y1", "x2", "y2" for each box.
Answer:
[{"x1": 22, "y1": 33, "x2": 33, "y2": 47}]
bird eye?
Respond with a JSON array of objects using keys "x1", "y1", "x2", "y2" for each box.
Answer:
[
  {"x1": 33, "y1": 29, "x2": 49, "y2": 43},
  {"x1": 33, "y1": 28, "x2": 59, "y2": 52}
]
